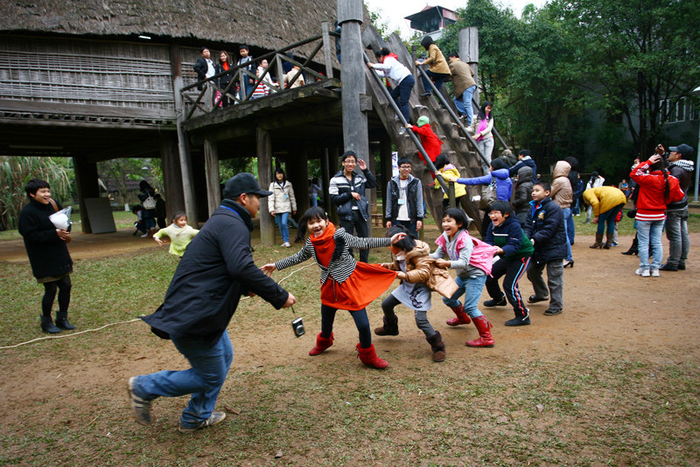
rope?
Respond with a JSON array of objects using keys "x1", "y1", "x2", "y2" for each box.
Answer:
[{"x1": 0, "y1": 263, "x2": 316, "y2": 350}]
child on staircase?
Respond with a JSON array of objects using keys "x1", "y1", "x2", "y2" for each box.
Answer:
[{"x1": 262, "y1": 207, "x2": 405, "y2": 369}]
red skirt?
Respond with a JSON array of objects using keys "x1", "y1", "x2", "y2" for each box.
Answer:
[{"x1": 320, "y1": 262, "x2": 397, "y2": 311}]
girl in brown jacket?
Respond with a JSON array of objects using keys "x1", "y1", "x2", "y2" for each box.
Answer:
[
  {"x1": 416, "y1": 36, "x2": 451, "y2": 96},
  {"x1": 376, "y1": 226, "x2": 458, "y2": 362}
]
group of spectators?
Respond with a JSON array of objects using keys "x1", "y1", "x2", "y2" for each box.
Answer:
[{"x1": 194, "y1": 46, "x2": 305, "y2": 106}]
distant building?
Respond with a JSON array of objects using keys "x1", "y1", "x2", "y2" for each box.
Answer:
[{"x1": 405, "y1": 5, "x2": 459, "y2": 41}]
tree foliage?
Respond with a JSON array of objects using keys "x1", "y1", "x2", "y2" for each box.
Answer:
[
  {"x1": 552, "y1": 0, "x2": 700, "y2": 156},
  {"x1": 0, "y1": 156, "x2": 73, "y2": 230}
]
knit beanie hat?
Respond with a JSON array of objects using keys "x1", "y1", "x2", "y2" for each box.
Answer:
[{"x1": 417, "y1": 116, "x2": 430, "y2": 127}]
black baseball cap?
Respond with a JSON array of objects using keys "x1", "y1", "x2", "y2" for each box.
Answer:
[
  {"x1": 222, "y1": 173, "x2": 272, "y2": 199},
  {"x1": 669, "y1": 144, "x2": 694, "y2": 158}
]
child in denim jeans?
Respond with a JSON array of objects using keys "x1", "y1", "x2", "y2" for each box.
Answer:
[{"x1": 430, "y1": 208, "x2": 499, "y2": 347}]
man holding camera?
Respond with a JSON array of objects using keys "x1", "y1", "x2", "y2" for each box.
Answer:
[
  {"x1": 127, "y1": 173, "x2": 296, "y2": 434},
  {"x1": 661, "y1": 143, "x2": 694, "y2": 271}
]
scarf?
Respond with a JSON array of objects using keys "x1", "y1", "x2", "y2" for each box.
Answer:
[
  {"x1": 309, "y1": 222, "x2": 336, "y2": 268},
  {"x1": 220, "y1": 199, "x2": 254, "y2": 231}
]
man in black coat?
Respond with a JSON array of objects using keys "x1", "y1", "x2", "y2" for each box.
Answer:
[
  {"x1": 128, "y1": 173, "x2": 296, "y2": 434},
  {"x1": 193, "y1": 47, "x2": 215, "y2": 91}
]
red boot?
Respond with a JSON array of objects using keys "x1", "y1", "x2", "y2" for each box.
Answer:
[
  {"x1": 465, "y1": 316, "x2": 495, "y2": 347},
  {"x1": 309, "y1": 332, "x2": 334, "y2": 356},
  {"x1": 446, "y1": 304, "x2": 471, "y2": 326},
  {"x1": 356, "y1": 343, "x2": 388, "y2": 369}
]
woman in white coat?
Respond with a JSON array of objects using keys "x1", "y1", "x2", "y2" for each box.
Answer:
[{"x1": 269, "y1": 168, "x2": 297, "y2": 247}]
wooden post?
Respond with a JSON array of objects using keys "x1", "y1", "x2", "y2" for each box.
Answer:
[
  {"x1": 323, "y1": 146, "x2": 340, "y2": 225},
  {"x1": 257, "y1": 128, "x2": 274, "y2": 246},
  {"x1": 160, "y1": 133, "x2": 185, "y2": 221},
  {"x1": 170, "y1": 43, "x2": 198, "y2": 227},
  {"x1": 203, "y1": 137, "x2": 220, "y2": 217},
  {"x1": 380, "y1": 136, "x2": 393, "y2": 227},
  {"x1": 286, "y1": 149, "x2": 309, "y2": 219},
  {"x1": 338, "y1": 0, "x2": 370, "y2": 166},
  {"x1": 459, "y1": 27, "x2": 480, "y2": 106},
  {"x1": 73, "y1": 156, "x2": 100, "y2": 234},
  {"x1": 321, "y1": 22, "x2": 334, "y2": 79}
]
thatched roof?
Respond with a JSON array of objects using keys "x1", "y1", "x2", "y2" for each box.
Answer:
[{"x1": 0, "y1": 0, "x2": 369, "y2": 50}]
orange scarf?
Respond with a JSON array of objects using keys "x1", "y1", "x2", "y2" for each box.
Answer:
[{"x1": 309, "y1": 222, "x2": 336, "y2": 267}]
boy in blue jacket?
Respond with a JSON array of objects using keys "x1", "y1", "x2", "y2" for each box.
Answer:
[
  {"x1": 524, "y1": 181, "x2": 567, "y2": 316},
  {"x1": 483, "y1": 200, "x2": 534, "y2": 326}
]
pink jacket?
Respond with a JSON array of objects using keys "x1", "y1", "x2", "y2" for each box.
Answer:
[{"x1": 435, "y1": 230, "x2": 498, "y2": 276}]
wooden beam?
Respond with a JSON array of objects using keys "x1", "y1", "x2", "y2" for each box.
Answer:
[
  {"x1": 257, "y1": 128, "x2": 275, "y2": 246},
  {"x1": 203, "y1": 137, "x2": 221, "y2": 217},
  {"x1": 160, "y1": 133, "x2": 185, "y2": 220},
  {"x1": 73, "y1": 157, "x2": 100, "y2": 234}
]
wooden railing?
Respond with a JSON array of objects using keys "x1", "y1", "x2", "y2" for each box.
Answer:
[{"x1": 180, "y1": 26, "x2": 338, "y2": 121}]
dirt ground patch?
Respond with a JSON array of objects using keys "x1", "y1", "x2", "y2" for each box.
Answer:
[{"x1": 1, "y1": 225, "x2": 699, "y2": 465}]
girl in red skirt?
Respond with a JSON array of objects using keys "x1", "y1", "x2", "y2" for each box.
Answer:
[{"x1": 262, "y1": 207, "x2": 404, "y2": 369}]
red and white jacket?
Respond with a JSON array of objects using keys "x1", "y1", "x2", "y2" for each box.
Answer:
[{"x1": 630, "y1": 159, "x2": 684, "y2": 222}]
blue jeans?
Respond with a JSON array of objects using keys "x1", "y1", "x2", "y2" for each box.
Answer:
[
  {"x1": 636, "y1": 220, "x2": 664, "y2": 271},
  {"x1": 391, "y1": 74, "x2": 415, "y2": 123},
  {"x1": 665, "y1": 208, "x2": 689, "y2": 267},
  {"x1": 454, "y1": 85, "x2": 477, "y2": 125},
  {"x1": 597, "y1": 204, "x2": 624, "y2": 236},
  {"x1": 277, "y1": 211, "x2": 290, "y2": 243},
  {"x1": 562, "y1": 207, "x2": 573, "y2": 261},
  {"x1": 421, "y1": 69, "x2": 449, "y2": 93},
  {"x1": 131, "y1": 330, "x2": 234, "y2": 428},
  {"x1": 442, "y1": 274, "x2": 487, "y2": 319},
  {"x1": 565, "y1": 207, "x2": 575, "y2": 245}
]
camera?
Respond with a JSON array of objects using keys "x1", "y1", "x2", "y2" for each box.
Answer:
[{"x1": 291, "y1": 317, "x2": 305, "y2": 338}]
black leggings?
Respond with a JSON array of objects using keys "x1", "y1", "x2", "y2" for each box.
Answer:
[
  {"x1": 320, "y1": 304, "x2": 372, "y2": 348},
  {"x1": 42, "y1": 275, "x2": 71, "y2": 317}
]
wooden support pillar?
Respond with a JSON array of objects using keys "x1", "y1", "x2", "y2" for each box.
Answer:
[
  {"x1": 73, "y1": 156, "x2": 100, "y2": 234},
  {"x1": 380, "y1": 136, "x2": 393, "y2": 227},
  {"x1": 286, "y1": 149, "x2": 309, "y2": 220},
  {"x1": 459, "y1": 27, "x2": 480, "y2": 106},
  {"x1": 203, "y1": 137, "x2": 221, "y2": 217},
  {"x1": 338, "y1": 0, "x2": 370, "y2": 165},
  {"x1": 257, "y1": 127, "x2": 274, "y2": 246},
  {"x1": 170, "y1": 43, "x2": 198, "y2": 227},
  {"x1": 160, "y1": 133, "x2": 185, "y2": 221},
  {"x1": 323, "y1": 146, "x2": 340, "y2": 225}
]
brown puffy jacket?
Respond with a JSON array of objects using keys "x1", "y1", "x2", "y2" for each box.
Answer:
[{"x1": 386, "y1": 240, "x2": 458, "y2": 299}]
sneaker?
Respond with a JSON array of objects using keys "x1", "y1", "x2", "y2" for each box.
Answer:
[
  {"x1": 483, "y1": 296, "x2": 507, "y2": 307},
  {"x1": 650, "y1": 269, "x2": 660, "y2": 277},
  {"x1": 127, "y1": 377, "x2": 152, "y2": 426},
  {"x1": 505, "y1": 314, "x2": 530, "y2": 326},
  {"x1": 528, "y1": 295, "x2": 549, "y2": 304},
  {"x1": 678, "y1": 263, "x2": 686, "y2": 270},
  {"x1": 659, "y1": 263, "x2": 678, "y2": 271},
  {"x1": 178, "y1": 412, "x2": 226, "y2": 434},
  {"x1": 281, "y1": 242, "x2": 291, "y2": 248},
  {"x1": 635, "y1": 268, "x2": 650, "y2": 277},
  {"x1": 544, "y1": 308, "x2": 563, "y2": 316},
  {"x1": 141, "y1": 233, "x2": 149, "y2": 238}
]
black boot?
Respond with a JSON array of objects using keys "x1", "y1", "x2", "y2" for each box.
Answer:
[
  {"x1": 374, "y1": 315, "x2": 399, "y2": 336},
  {"x1": 41, "y1": 315, "x2": 62, "y2": 334},
  {"x1": 622, "y1": 235, "x2": 638, "y2": 255},
  {"x1": 55, "y1": 311, "x2": 75, "y2": 330},
  {"x1": 426, "y1": 331, "x2": 446, "y2": 362}
]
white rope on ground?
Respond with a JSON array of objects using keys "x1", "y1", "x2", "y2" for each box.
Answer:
[{"x1": 0, "y1": 263, "x2": 316, "y2": 350}]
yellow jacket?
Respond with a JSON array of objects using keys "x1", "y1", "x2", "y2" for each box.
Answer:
[
  {"x1": 423, "y1": 44, "x2": 450, "y2": 75},
  {"x1": 437, "y1": 166, "x2": 467, "y2": 199},
  {"x1": 583, "y1": 186, "x2": 627, "y2": 216}
]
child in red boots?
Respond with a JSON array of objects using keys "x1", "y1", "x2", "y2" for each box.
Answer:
[
  {"x1": 430, "y1": 208, "x2": 499, "y2": 347},
  {"x1": 375, "y1": 226, "x2": 458, "y2": 362},
  {"x1": 262, "y1": 207, "x2": 405, "y2": 369}
]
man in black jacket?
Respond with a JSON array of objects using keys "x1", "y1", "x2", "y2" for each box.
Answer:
[
  {"x1": 128, "y1": 173, "x2": 296, "y2": 434},
  {"x1": 328, "y1": 151, "x2": 377, "y2": 262},
  {"x1": 661, "y1": 143, "x2": 695, "y2": 271},
  {"x1": 385, "y1": 156, "x2": 424, "y2": 238},
  {"x1": 193, "y1": 47, "x2": 215, "y2": 91}
]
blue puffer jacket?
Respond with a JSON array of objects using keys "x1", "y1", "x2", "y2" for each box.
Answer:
[
  {"x1": 524, "y1": 197, "x2": 567, "y2": 264},
  {"x1": 456, "y1": 168, "x2": 513, "y2": 201}
]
